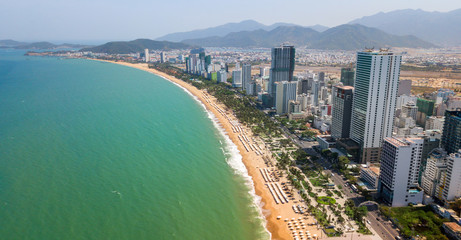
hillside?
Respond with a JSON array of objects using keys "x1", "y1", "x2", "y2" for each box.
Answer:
[
  {"x1": 309, "y1": 24, "x2": 436, "y2": 50},
  {"x1": 182, "y1": 24, "x2": 436, "y2": 50},
  {"x1": 156, "y1": 19, "x2": 327, "y2": 42},
  {"x1": 349, "y1": 8, "x2": 461, "y2": 46},
  {"x1": 0, "y1": 40, "x2": 89, "y2": 49},
  {"x1": 0, "y1": 39, "x2": 28, "y2": 47},
  {"x1": 80, "y1": 39, "x2": 193, "y2": 54}
]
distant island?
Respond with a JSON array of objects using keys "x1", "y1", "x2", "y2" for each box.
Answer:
[
  {"x1": 0, "y1": 40, "x2": 90, "y2": 50},
  {"x1": 80, "y1": 39, "x2": 194, "y2": 54}
]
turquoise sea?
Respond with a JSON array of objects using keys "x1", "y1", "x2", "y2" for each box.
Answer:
[{"x1": 0, "y1": 49, "x2": 269, "y2": 240}]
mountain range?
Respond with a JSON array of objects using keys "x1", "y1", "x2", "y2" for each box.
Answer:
[
  {"x1": 181, "y1": 24, "x2": 436, "y2": 50},
  {"x1": 0, "y1": 40, "x2": 89, "y2": 49},
  {"x1": 349, "y1": 8, "x2": 461, "y2": 46},
  {"x1": 156, "y1": 20, "x2": 329, "y2": 42},
  {"x1": 80, "y1": 39, "x2": 194, "y2": 54},
  {"x1": 157, "y1": 8, "x2": 461, "y2": 47}
]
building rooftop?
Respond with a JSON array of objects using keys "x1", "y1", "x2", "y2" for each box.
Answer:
[
  {"x1": 369, "y1": 167, "x2": 380, "y2": 175},
  {"x1": 359, "y1": 50, "x2": 394, "y2": 55},
  {"x1": 385, "y1": 137, "x2": 409, "y2": 147},
  {"x1": 336, "y1": 85, "x2": 354, "y2": 90},
  {"x1": 444, "y1": 222, "x2": 461, "y2": 233}
]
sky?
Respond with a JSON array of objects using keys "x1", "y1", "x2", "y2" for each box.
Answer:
[{"x1": 0, "y1": 0, "x2": 459, "y2": 43}]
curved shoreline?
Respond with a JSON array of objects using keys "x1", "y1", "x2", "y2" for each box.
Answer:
[
  {"x1": 158, "y1": 73, "x2": 271, "y2": 238},
  {"x1": 91, "y1": 60, "x2": 295, "y2": 240}
]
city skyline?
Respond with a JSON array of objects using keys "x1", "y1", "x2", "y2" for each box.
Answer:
[{"x1": 0, "y1": 0, "x2": 460, "y2": 42}]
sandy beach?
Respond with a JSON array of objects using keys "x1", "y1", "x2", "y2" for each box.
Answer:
[{"x1": 96, "y1": 60, "x2": 322, "y2": 240}]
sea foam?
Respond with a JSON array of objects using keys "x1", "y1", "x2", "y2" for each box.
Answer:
[{"x1": 159, "y1": 76, "x2": 271, "y2": 239}]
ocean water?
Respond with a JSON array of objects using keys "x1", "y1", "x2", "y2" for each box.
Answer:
[{"x1": 0, "y1": 50, "x2": 269, "y2": 240}]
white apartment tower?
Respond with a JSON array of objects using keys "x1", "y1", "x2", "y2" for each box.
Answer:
[
  {"x1": 232, "y1": 69, "x2": 242, "y2": 88},
  {"x1": 350, "y1": 50, "x2": 401, "y2": 163},
  {"x1": 275, "y1": 81, "x2": 298, "y2": 114},
  {"x1": 421, "y1": 148, "x2": 447, "y2": 197},
  {"x1": 378, "y1": 137, "x2": 424, "y2": 207},
  {"x1": 442, "y1": 150, "x2": 461, "y2": 203},
  {"x1": 145, "y1": 49, "x2": 150, "y2": 63}
]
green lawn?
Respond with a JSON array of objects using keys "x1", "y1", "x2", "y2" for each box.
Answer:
[
  {"x1": 309, "y1": 177, "x2": 328, "y2": 187},
  {"x1": 317, "y1": 196, "x2": 336, "y2": 205}
]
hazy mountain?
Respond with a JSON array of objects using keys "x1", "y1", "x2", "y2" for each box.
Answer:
[
  {"x1": 0, "y1": 39, "x2": 28, "y2": 47},
  {"x1": 156, "y1": 20, "x2": 302, "y2": 42},
  {"x1": 182, "y1": 26, "x2": 319, "y2": 48},
  {"x1": 310, "y1": 24, "x2": 435, "y2": 50},
  {"x1": 0, "y1": 40, "x2": 90, "y2": 49},
  {"x1": 349, "y1": 8, "x2": 461, "y2": 46},
  {"x1": 80, "y1": 39, "x2": 193, "y2": 54},
  {"x1": 182, "y1": 24, "x2": 436, "y2": 50},
  {"x1": 308, "y1": 24, "x2": 329, "y2": 32}
]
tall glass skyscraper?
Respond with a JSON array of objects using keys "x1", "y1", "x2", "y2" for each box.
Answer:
[
  {"x1": 350, "y1": 50, "x2": 401, "y2": 163},
  {"x1": 269, "y1": 45, "x2": 295, "y2": 105},
  {"x1": 442, "y1": 110, "x2": 461, "y2": 154},
  {"x1": 340, "y1": 67, "x2": 355, "y2": 87},
  {"x1": 242, "y1": 63, "x2": 252, "y2": 93},
  {"x1": 331, "y1": 85, "x2": 354, "y2": 139}
]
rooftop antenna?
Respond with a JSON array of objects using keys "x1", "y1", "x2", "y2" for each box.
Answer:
[{"x1": 364, "y1": 47, "x2": 374, "y2": 52}]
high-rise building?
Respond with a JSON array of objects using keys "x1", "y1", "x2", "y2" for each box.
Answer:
[
  {"x1": 340, "y1": 67, "x2": 355, "y2": 87},
  {"x1": 299, "y1": 78, "x2": 309, "y2": 94},
  {"x1": 437, "y1": 88, "x2": 455, "y2": 102},
  {"x1": 350, "y1": 50, "x2": 401, "y2": 163},
  {"x1": 232, "y1": 69, "x2": 242, "y2": 88},
  {"x1": 425, "y1": 116, "x2": 445, "y2": 131},
  {"x1": 441, "y1": 150, "x2": 461, "y2": 203},
  {"x1": 160, "y1": 52, "x2": 166, "y2": 63},
  {"x1": 269, "y1": 45, "x2": 295, "y2": 103},
  {"x1": 275, "y1": 81, "x2": 297, "y2": 114},
  {"x1": 421, "y1": 148, "x2": 447, "y2": 197},
  {"x1": 260, "y1": 67, "x2": 268, "y2": 77},
  {"x1": 378, "y1": 137, "x2": 424, "y2": 207},
  {"x1": 401, "y1": 101, "x2": 418, "y2": 121},
  {"x1": 331, "y1": 86, "x2": 354, "y2": 140},
  {"x1": 318, "y1": 72, "x2": 325, "y2": 82},
  {"x1": 145, "y1": 49, "x2": 150, "y2": 63},
  {"x1": 442, "y1": 110, "x2": 461, "y2": 154},
  {"x1": 242, "y1": 64, "x2": 252, "y2": 93},
  {"x1": 217, "y1": 70, "x2": 227, "y2": 83},
  {"x1": 312, "y1": 80, "x2": 320, "y2": 107},
  {"x1": 416, "y1": 98, "x2": 435, "y2": 126},
  {"x1": 398, "y1": 79, "x2": 412, "y2": 96},
  {"x1": 396, "y1": 95, "x2": 417, "y2": 110}
]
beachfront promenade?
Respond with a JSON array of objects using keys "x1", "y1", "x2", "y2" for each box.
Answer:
[{"x1": 202, "y1": 91, "x2": 323, "y2": 240}]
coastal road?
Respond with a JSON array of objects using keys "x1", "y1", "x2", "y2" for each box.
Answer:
[
  {"x1": 367, "y1": 211, "x2": 400, "y2": 240},
  {"x1": 269, "y1": 115, "x2": 400, "y2": 240},
  {"x1": 316, "y1": 156, "x2": 400, "y2": 240}
]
